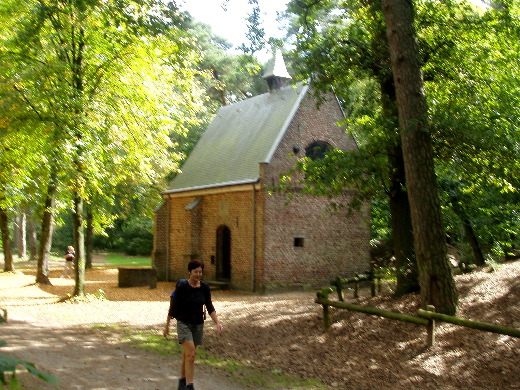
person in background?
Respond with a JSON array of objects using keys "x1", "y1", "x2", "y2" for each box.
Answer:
[
  {"x1": 61, "y1": 245, "x2": 74, "y2": 279},
  {"x1": 163, "y1": 260, "x2": 223, "y2": 390}
]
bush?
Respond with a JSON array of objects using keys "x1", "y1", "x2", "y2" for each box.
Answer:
[
  {"x1": 94, "y1": 217, "x2": 153, "y2": 256},
  {"x1": 52, "y1": 213, "x2": 154, "y2": 257},
  {"x1": 126, "y1": 237, "x2": 153, "y2": 256}
]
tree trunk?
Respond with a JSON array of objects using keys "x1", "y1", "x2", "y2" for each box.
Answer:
[
  {"x1": 72, "y1": 196, "x2": 85, "y2": 296},
  {"x1": 13, "y1": 214, "x2": 20, "y2": 257},
  {"x1": 381, "y1": 0, "x2": 458, "y2": 315},
  {"x1": 71, "y1": 23, "x2": 86, "y2": 297},
  {"x1": 212, "y1": 68, "x2": 228, "y2": 106},
  {"x1": 388, "y1": 144, "x2": 419, "y2": 295},
  {"x1": 86, "y1": 207, "x2": 93, "y2": 269},
  {"x1": 380, "y1": 73, "x2": 419, "y2": 296},
  {"x1": 36, "y1": 180, "x2": 56, "y2": 285},
  {"x1": 26, "y1": 210, "x2": 38, "y2": 261},
  {"x1": 462, "y1": 219, "x2": 485, "y2": 266},
  {"x1": 0, "y1": 206, "x2": 14, "y2": 272},
  {"x1": 14, "y1": 211, "x2": 26, "y2": 259}
]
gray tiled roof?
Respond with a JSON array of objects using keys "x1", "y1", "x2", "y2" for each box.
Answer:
[{"x1": 166, "y1": 82, "x2": 309, "y2": 193}]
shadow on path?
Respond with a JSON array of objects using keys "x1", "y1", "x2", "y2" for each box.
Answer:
[{"x1": 1, "y1": 319, "x2": 252, "y2": 390}]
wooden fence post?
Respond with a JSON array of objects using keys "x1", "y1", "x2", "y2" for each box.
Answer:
[
  {"x1": 323, "y1": 304, "x2": 331, "y2": 329},
  {"x1": 426, "y1": 305, "x2": 436, "y2": 347},
  {"x1": 370, "y1": 275, "x2": 376, "y2": 297},
  {"x1": 335, "y1": 277, "x2": 344, "y2": 302}
]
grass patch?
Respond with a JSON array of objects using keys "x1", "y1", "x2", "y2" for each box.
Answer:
[
  {"x1": 0, "y1": 252, "x2": 151, "y2": 269},
  {"x1": 100, "y1": 253, "x2": 151, "y2": 267},
  {"x1": 92, "y1": 325, "x2": 325, "y2": 389}
]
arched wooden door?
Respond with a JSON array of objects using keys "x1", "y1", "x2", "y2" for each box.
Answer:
[{"x1": 216, "y1": 225, "x2": 231, "y2": 281}]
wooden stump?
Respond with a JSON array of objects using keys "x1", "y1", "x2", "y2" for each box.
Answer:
[{"x1": 118, "y1": 267, "x2": 157, "y2": 289}]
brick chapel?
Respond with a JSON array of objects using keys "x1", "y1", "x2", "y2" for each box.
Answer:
[{"x1": 152, "y1": 51, "x2": 370, "y2": 292}]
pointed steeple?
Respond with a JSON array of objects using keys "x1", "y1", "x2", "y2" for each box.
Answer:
[{"x1": 262, "y1": 49, "x2": 292, "y2": 91}]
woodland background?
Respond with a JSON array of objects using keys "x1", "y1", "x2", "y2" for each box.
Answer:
[{"x1": 0, "y1": 0, "x2": 518, "y2": 305}]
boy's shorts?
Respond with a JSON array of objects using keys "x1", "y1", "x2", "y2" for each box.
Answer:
[{"x1": 177, "y1": 321, "x2": 204, "y2": 346}]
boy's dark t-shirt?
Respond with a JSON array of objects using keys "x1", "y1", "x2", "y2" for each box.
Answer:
[
  {"x1": 168, "y1": 280, "x2": 215, "y2": 325},
  {"x1": 65, "y1": 251, "x2": 74, "y2": 261}
]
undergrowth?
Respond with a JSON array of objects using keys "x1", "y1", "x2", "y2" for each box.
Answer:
[{"x1": 58, "y1": 289, "x2": 108, "y2": 303}]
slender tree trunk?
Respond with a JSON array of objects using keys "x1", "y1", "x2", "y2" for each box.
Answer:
[
  {"x1": 86, "y1": 207, "x2": 93, "y2": 269},
  {"x1": 381, "y1": 0, "x2": 458, "y2": 314},
  {"x1": 462, "y1": 220, "x2": 485, "y2": 266},
  {"x1": 37, "y1": 179, "x2": 56, "y2": 285},
  {"x1": 388, "y1": 144, "x2": 419, "y2": 295},
  {"x1": 13, "y1": 214, "x2": 20, "y2": 258},
  {"x1": 27, "y1": 210, "x2": 38, "y2": 261},
  {"x1": 72, "y1": 196, "x2": 85, "y2": 296},
  {"x1": 71, "y1": 23, "x2": 87, "y2": 297},
  {"x1": 212, "y1": 68, "x2": 228, "y2": 106},
  {"x1": 448, "y1": 194, "x2": 485, "y2": 267},
  {"x1": 0, "y1": 206, "x2": 14, "y2": 272},
  {"x1": 14, "y1": 211, "x2": 26, "y2": 259}
]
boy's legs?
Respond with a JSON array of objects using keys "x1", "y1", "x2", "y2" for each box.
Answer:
[{"x1": 64, "y1": 261, "x2": 73, "y2": 277}]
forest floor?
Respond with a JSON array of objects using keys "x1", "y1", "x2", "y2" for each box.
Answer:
[{"x1": 0, "y1": 255, "x2": 519, "y2": 390}]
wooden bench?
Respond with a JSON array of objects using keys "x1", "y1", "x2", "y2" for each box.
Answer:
[{"x1": 118, "y1": 267, "x2": 157, "y2": 289}]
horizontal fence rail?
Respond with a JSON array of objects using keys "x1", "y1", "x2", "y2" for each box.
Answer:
[
  {"x1": 316, "y1": 275, "x2": 520, "y2": 346},
  {"x1": 331, "y1": 271, "x2": 383, "y2": 300},
  {"x1": 418, "y1": 308, "x2": 520, "y2": 338},
  {"x1": 316, "y1": 297, "x2": 429, "y2": 327}
]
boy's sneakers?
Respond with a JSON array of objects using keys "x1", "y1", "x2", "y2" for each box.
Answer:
[
  {"x1": 186, "y1": 384, "x2": 195, "y2": 390},
  {"x1": 178, "y1": 378, "x2": 186, "y2": 390}
]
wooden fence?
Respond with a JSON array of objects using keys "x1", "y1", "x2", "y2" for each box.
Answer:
[
  {"x1": 316, "y1": 277, "x2": 520, "y2": 346},
  {"x1": 330, "y1": 270, "x2": 383, "y2": 301}
]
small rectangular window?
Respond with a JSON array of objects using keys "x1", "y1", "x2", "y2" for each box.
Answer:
[{"x1": 294, "y1": 237, "x2": 304, "y2": 247}]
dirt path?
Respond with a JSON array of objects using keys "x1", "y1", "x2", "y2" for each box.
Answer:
[
  {"x1": 1, "y1": 256, "x2": 520, "y2": 390},
  {"x1": 1, "y1": 320, "x2": 247, "y2": 390},
  {"x1": 0, "y1": 258, "x2": 263, "y2": 390}
]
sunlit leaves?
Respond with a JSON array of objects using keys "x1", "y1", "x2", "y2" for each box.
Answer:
[{"x1": 0, "y1": 0, "x2": 207, "y2": 229}]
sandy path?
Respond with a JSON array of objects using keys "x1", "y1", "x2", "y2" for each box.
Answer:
[
  {"x1": 0, "y1": 260, "x2": 260, "y2": 390},
  {"x1": 2, "y1": 319, "x2": 247, "y2": 390}
]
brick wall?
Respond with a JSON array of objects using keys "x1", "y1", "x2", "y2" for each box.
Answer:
[
  {"x1": 166, "y1": 188, "x2": 262, "y2": 290},
  {"x1": 152, "y1": 202, "x2": 168, "y2": 281},
  {"x1": 261, "y1": 90, "x2": 371, "y2": 289}
]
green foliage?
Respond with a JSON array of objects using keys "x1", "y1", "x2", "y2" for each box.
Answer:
[
  {"x1": 183, "y1": 18, "x2": 267, "y2": 110},
  {"x1": 370, "y1": 199, "x2": 392, "y2": 242},
  {"x1": 126, "y1": 237, "x2": 153, "y2": 257},
  {"x1": 120, "y1": 218, "x2": 154, "y2": 256},
  {"x1": 0, "y1": 0, "x2": 208, "y2": 256},
  {"x1": 422, "y1": 1, "x2": 520, "y2": 254},
  {"x1": 51, "y1": 213, "x2": 74, "y2": 253},
  {"x1": 0, "y1": 341, "x2": 58, "y2": 387},
  {"x1": 283, "y1": 0, "x2": 519, "y2": 256},
  {"x1": 93, "y1": 217, "x2": 153, "y2": 256},
  {"x1": 238, "y1": 0, "x2": 266, "y2": 55}
]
